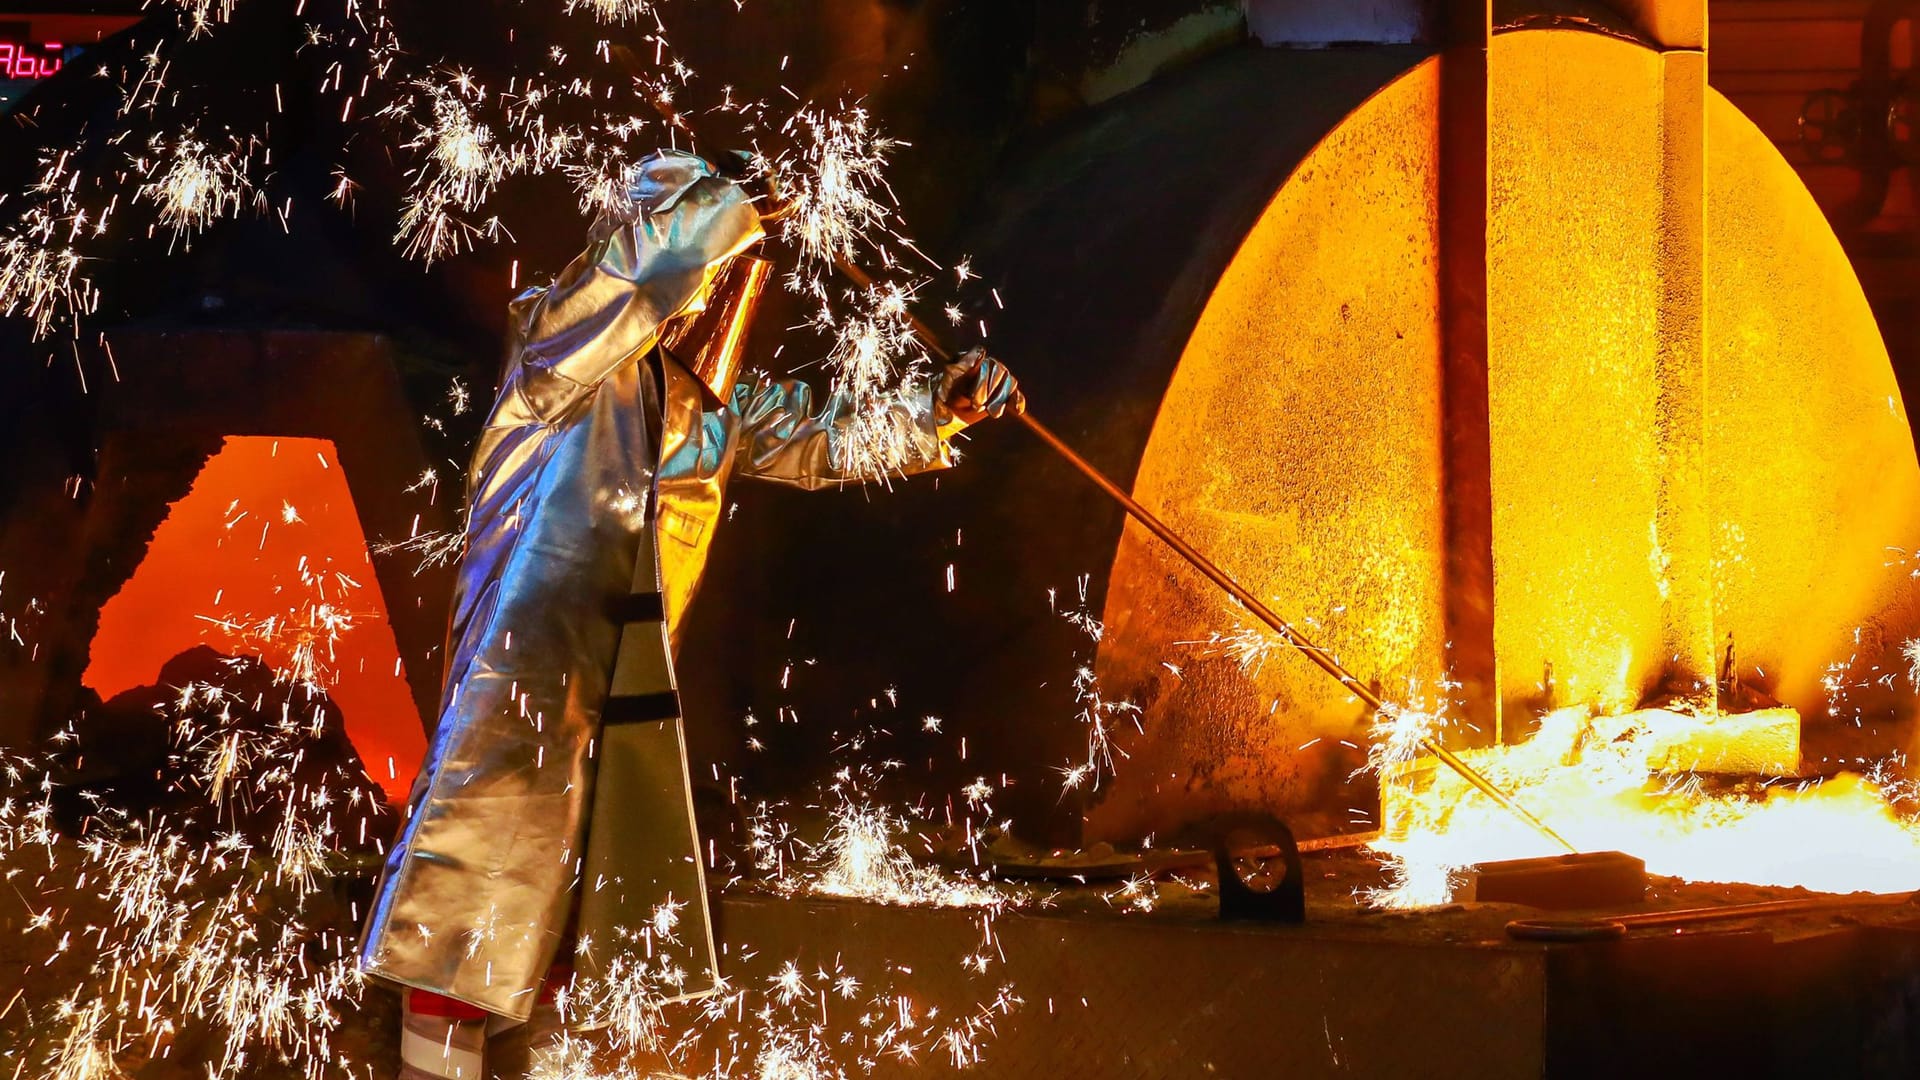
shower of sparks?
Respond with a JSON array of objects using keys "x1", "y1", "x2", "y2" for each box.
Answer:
[
  {"x1": 644, "y1": 961, "x2": 1022, "y2": 1080},
  {"x1": 0, "y1": 4, "x2": 1034, "y2": 1075},
  {"x1": 1356, "y1": 854, "x2": 1463, "y2": 912},
  {"x1": 1055, "y1": 665, "x2": 1141, "y2": 795},
  {"x1": 4, "y1": 0, "x2": 961, "y2": 512},
  {"x1": 1050, "y1": 579, "x2": 1140, "y2": 794},
  {"x1": 373, "y1": 528, "x2": 466, "y2": 575},
  {"x1": 387, "y1": 75, "x2": 517, "y2": 263},
  {"x1": 1178, "y1": 623, "x2": 1280, "y2": 677},
  {"x1": 625, "y1": 716, "x2": 1026, "y2": 1072},
  {"x1": 2, "y1": 572, "x2": 1025, "y2": 1078},
  {"x1": 1, "y1": 675, "x2": 387, "y2": 1080},
  {"x1": 1363, "y1": 701, "x2": 1441, "y2": 777},
  {"x1": 554, "y1": 761, "x2": 1018, "y2": 1073},
  {"x1": 134, "y1": 135, "x2": 256, "y2": 245},
  {"x1": 1053, "y1": 574, "x2": 1104, "y2": 642},
  {"x1": 44, "y1": 998, "x2": 116, "y2": 1080},
  {"x1": 809, "y1": 798, "x2": 1002, "y2": 908},
  {"x1": 0, "y1": 235, "x2": 95, "y2": 339},
  {"x1": 1902, "y1": 636, "x2": 1920, "y2": 692},
  {"x1": 555, "y1": 927, "x2": 681, "y2": 1053},
  {"x1": 194, "y1": 561, "x2": 366, "y2": 694},
  {"x1": 777, "y1": 106, "x2": 899, "y2": 271},
  {"x1": 748, "y1": 752, "x2": 1009, "y2": 912},
  {"x1": 809, "y1": 280, "x2": 942, "y2": 480},
  {"x1": 2, "y1": 148, "x2": 105, "y2": 338},
  {"x1": 1106, "y1": 873, "x2": 1160, "y2": 914},
  {"x1": 564, "y1": 0, "x2": 656, "y2": 24}
]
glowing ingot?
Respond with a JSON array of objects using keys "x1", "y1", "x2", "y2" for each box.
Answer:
[{"x1": 1638, "y1": 708, "x2": 1802, "y2": 777}]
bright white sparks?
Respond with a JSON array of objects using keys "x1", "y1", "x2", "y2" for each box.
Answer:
[
  {"x1": 1179, "y1": 624, "x2": 1280, "y2": 677},
  {"x1": 161, "y1": 0, "x2": 241, "y2": 38},
  {"x1": 563, "y1": 0, "x2": 656, "y2": 24},
  {"x1": 808, "y1": 798, "x2": 1002, "y2": 910},
  {"x1": 4, "y1": 673, "x2": 380, "y2": 1080},
  {"x1": 134, "y1": 136, "x2": 255, "y2": 245},
  {"x1": 0, "y1": 235, "x2": 94, "y2": 339},
  {"x1": 1051, "y1": 580, "x2": 1140, "y2": 794},
  {"x1": 389, "y1": 76, "x2": 515, "y2": 263},
  {"x1": 373, "y1": 528, "x2": 466, "y2": 576},
  {"x1": 813, "y1": 281, "x2": 939, "y2": 480},
  {"x1": 1363, "y1": 701, "x2": 1441, "y2": 777},
  {"x1": 3, "y1": 150, "x2": 103, "y2": 338},
  {"x1": 778, "y1": 106, "x2": 898, "y2": 269}
]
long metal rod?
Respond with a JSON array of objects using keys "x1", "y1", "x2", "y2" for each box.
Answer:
[{"x1": 836, "y1": 259, "x2": 1575, "y2": 853}]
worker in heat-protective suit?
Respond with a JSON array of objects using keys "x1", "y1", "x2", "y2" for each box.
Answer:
[{"x1": 357, "y1": 149, "x2": 1023, "y2": 1077}]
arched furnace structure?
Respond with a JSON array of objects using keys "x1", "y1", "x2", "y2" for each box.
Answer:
[
  {"x1": 1081, "y1": 29, "x2": 1920, "y2": 839},
  {"x1": 679, "y1": 15, "x2": 1920, "y2": 847}
]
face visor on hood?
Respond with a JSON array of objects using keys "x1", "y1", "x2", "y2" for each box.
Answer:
[{"x1": 658, "y1": 253, "x2": 773, "y2": 399}]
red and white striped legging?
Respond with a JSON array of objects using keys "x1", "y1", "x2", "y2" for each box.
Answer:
[{"x1": 397, "y1": 965, "x2": 573, "y2": 1080}]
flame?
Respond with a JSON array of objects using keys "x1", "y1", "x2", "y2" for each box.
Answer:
[{"x1": 1369, "y1": 704, "x2": 1920, "y2": 907}]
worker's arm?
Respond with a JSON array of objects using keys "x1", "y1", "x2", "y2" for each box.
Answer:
[{"x1": 729, "y1": 349, "x2": 1023, "y2": 490}]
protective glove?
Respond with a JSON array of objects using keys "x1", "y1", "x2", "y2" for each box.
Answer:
[
  {"x1": 937, "y1": 348, "x2": 1025, "y2": 428},
  {"x1": 715, "y1": 149, "x2": 795, "y2": 222}
]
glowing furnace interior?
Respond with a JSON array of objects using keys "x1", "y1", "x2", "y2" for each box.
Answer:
[{"x1": 1089, "y1": 27, "x2": 1920, "y2": 893}]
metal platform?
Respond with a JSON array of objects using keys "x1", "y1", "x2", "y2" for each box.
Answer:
[{"x1": 679, "y1": 854, "x2": 1920, "y2": 1079}]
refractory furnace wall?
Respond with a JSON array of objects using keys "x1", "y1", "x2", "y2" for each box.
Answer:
[{"x1": 1087, "y1": 29, "x2": 1920, "y2": 843}]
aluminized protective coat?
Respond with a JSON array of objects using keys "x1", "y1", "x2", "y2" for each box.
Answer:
[{"x1": 359, "y1": 150, "x2": 954, "y2": 1018}]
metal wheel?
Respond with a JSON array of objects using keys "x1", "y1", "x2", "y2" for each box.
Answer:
[
  {"x1": 1889, "y1": 76, "x2": 1920, "y2": 164},
  {"x1": 1801, "y1": 87, "x2": 1861, "y2": 162}
]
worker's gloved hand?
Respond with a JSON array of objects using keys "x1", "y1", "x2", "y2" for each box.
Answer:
[
  {"x1": 716, "y1": 149, "x2": 794, "y2": 222},
  {"x1": 937, "y1": 348, "x2": 1025, "y2": 428}
]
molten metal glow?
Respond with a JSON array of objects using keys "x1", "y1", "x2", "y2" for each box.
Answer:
[
  {"x1": 1094, "y1": 31, "x2": 1920, "y2": 875},
  {"x1": 1369, "y1": 706, "x2": 1920, "y2": 908},
  {"x1": 82, "y1": 436, "x2": 423, "y2": 803}
]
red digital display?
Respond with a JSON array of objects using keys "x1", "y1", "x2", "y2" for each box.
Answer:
[{"x1": 0, "y1": 41, "x2": 64, "y2": 80}]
